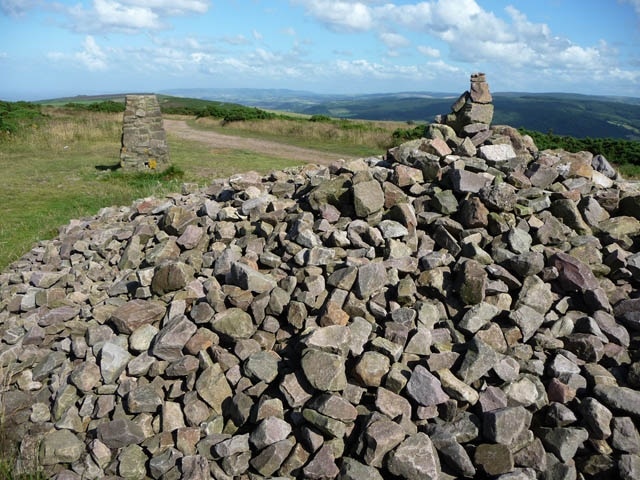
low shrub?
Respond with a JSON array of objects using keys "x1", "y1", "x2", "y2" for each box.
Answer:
[{"x1": 0, "y1": 101, "x2": 46, "y2": 135}]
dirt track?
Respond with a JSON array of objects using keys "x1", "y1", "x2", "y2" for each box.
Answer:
[{"x1": 163, "y1": 119, "x2": 352, "y2": 166}]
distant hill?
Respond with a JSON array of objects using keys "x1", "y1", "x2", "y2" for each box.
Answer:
[
  {"x1": 36, "y1": 88, "x2": 640, "y2": 141},
  {"x1": 162, "y1": 88, "x2": 640, "y2": 140}
]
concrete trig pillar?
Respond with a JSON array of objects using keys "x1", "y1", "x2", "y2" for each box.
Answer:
[{"x1": 120, "y1": 94, "x2": 169, "y2": 171}]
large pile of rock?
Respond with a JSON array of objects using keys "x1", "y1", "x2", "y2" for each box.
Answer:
[{"x1": 1, "y1": 88, "x2": 640, "y2": 480}]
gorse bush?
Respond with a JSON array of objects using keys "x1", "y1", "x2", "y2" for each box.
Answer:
[
  {"x1": 194, "y1": 103, "x2": 278, "y2": 124},
  {"x1": 0, "y1": 101, "x2": 46, "y2": 135},
  {"x1": 391, "y1": 123, "x2": 428, "y2": 143},
  {"x1": 62, "y1": 100, "x2": 125, "y2": 113}
]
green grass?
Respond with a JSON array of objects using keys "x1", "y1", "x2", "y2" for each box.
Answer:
[
  {"x1": 187, "y1": 117, "x2": 396, "y2": 157},
  {"x1": 0, "y1": 109, "x2": 306, "y2": 270}
]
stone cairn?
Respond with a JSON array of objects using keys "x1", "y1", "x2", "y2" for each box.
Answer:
[
  {"x1": 1, "y1": 75, "x2": 640, "y2": 480},
  {"x1": 120, "y1": 95, "x2": 170, "y2": 171},
  {"x1": 438, "y1": 72, "x2": 494, "y2": 138}
]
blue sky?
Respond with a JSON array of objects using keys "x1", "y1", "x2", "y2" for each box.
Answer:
[{"x1": 1, "y1": 0, "x2": 640, "y2": 100}]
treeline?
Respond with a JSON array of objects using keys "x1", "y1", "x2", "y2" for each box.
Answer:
[{"x1": 0, "y1": 101, "x2": 46, "y2": 134}]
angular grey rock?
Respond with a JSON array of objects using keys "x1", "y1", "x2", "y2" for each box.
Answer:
[
  {"x1": 148, "y1": 447, "x2": 182, "y2": 479},
  {"x1": 474, "y1": 443, "x2": 514, "y2": 476},
  {"x1": 250, "y1": 438, "x2": 295, "y2": 477},
  {"x1": 151, "y1": 315, "x2": 197, "y2": 361},
  {"x1": 539, "y1": 427, "x2": 589, "y2": 462},
  {"x1": 303, "y1": 444, "x2": 340, "y2": 480},
  {"x1": 509, "y1": 304, "x2": 544, "y2": 342},
  {"x1": 111, "y1": 299, "x2": 166, "y2": 334},
  {"x1": 99, "y1": 341, "x2": 132, "y2": 384},
  {"x1": 301, "y1": 348, "x2": 347, "y2": 392},
  {"x1": 479, "y1": 144, "x2": 516, "y2": 163},
  {"x1": 181, "y1": 455, "x2": 210, "y2": 480},
  {"x1": 353, "y1": 351, "x2": 390, "y2": 387},
  {"x1": 151, "y1": 261, "x2": 195, "y2": 295},
  {"x1": 353, "y1": 180, "x2": 385, "y2": 218},
  {"x1": 361, "y1": 417, "x2": 406, "y2": 467},
  {"x1": 619, "y1": 454, "x2": 640, "y2": 480},
  {"x1": 118, "y1": 444, "x2": 148, "y2": 480},
  {"x1": 387, "y1": 433, "x2": 441, "y2": 480},
  {"x1": 450, "y1": 168, "x2": 492, "y2": 193},
  {"x1": 39, "y1": 429, "x2": 85, "y2": 466},
  {"x1": 483, "y1": 406, "x2": 531, "y2": 444},
  {"x1": 479, "y1": 182, "x2": 518, "y2": 212},
  {"x1": 228, "y1": 261, "x2": 277, "y2": 293},
  {"x1": 211, "y1": 307, "x2": 256, "y2": 340},
  {"x1": 338, "y1": 458, "x2": 384, "y2": 480},
  {"x1": 355, "y1": 261, "x2": 388, "y2": 299},
  {"x1": 457, "y1": 338, "x2": 500, "y2": 384},
  {"x1": 303, "y1": 408, "x2": 347, "y2": 438},
  {"x1": 97, "y1": 418, "x2": 147, "y2": 448},
  {"x1": 580, "y1": 397, "x2": 612, "y2": 439},
  {"x1": 250, "y1": 416, "x2": 292, "y2": 450},
  {"x1": 195, "y1": 364, "x2": 232, "y2": 415},
  {"x1": 243, "y1": 350, "x2": 279, "y2": 383},
  {"x1": 126, "y1": 384, "x2": 163, "y2": 413},
  {"x1": 303, "y1": 325, "x2": 352, "y2": 357},
  {"x1": 406, "y1": 364, "x2": 449, "y2": 406},
  {"x1": 457, "y1": 259, "x2": 487, "y2": 305},
  {"x1": 594, "y1": 385, "x2": 640, "y2": 418},
  {"x1": 430, "y1": 433, "x2": 476, "y2": 477},
  {"x1": 611, "y1": 417, "x2": 640, "y2": 454}
]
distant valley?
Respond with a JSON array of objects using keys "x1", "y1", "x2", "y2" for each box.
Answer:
[{"x1": 162, "y1": 88, "x2": 640, "y2": 141}]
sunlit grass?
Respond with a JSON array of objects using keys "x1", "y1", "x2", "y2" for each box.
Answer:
[
  {"x1": 189, "y1": 116, "x2": 400, "y2": 157},
  {"x1": 0, "y1": 109, "x2": 307, "y2": 270}
]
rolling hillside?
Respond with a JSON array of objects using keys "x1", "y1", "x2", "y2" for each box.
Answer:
[
  {"x1": 163, "y1": 88, "x2": 640, "y2": 140},
  {"x1": 35, "y1": 88, "x2": 640, "y2": 141}
]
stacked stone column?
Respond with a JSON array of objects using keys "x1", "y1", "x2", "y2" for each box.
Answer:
[
  {"x1": 120, "y1": 95, "x2": 170, "y2": 171},
  {"x1": 443, "y1": 73, "x2": 494, "y2": 135}
]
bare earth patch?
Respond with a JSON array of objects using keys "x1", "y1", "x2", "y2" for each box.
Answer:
[{"x1": 163, "y1": 119, "x2": 352, "y2": 166}]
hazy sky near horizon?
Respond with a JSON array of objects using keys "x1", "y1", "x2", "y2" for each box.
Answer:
[{"x1": 1, "y1": 0, "x2": 640, "y2": 100}]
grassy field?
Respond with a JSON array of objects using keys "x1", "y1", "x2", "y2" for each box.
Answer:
[
  {"x1": 0, "y1": 107, "x2": 393, "y2": 270},
  {"x1": 190, "y1": 116, "x2": 399, "y2": 157}
]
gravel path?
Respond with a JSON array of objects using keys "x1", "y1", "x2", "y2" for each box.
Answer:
[{"x1": 163, "y1": 119, "x2": 352, "y2": 166}]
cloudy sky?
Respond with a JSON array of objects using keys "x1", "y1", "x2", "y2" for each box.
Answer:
[{"x1": 1, "y1": 0, "x2": 639, "y2": 100}]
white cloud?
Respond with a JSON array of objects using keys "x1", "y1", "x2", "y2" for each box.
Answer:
[
  {"x1": 380, "y1": 32, "x2": 410, "y2": 49},
  {"x1": 418, "y1": 45, "x2": 440, "y2": 58},
  {"x1": 0, "y1": 51, "x2": 8, "y2": 59},
  {"x1": 296, "y1": 0, "x2": 374, "y2": 32},
  {"x1": 253, "y1": 30, "x2": 263, "y2": 41},
  {"x1": 46, "y1": 35, "x2": 109, "y2": 71},
  {"x1": 76, "y1": 35, "x2": 108, "y2": 71},
  {"x1": 123, "y1": 0, "x2": 209, "y2": 15},
  {"x1": 65, "y1": 0, "x2": 210, "y2": 33},
  {"x1": 68, "y1": 0, "x2": 162, "y2": 32},
  {"x1": 296, "y1": 1, "x2": 616, "y2": 79}
]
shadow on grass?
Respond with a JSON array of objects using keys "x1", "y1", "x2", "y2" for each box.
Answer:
[{"x1": 95, "y1": 163, "x2": 121, "y2": 172}]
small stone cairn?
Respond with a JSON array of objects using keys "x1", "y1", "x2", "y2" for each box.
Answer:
[
  {"x1": 439, "y1": 72, "x2": 495, "y2": 138},
  {"x1": 1, "y1": 75, "x2": 640, "y2": 480},
  {"x1": 120, "y1": 95, "x2": 169, "y2": 171}
]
